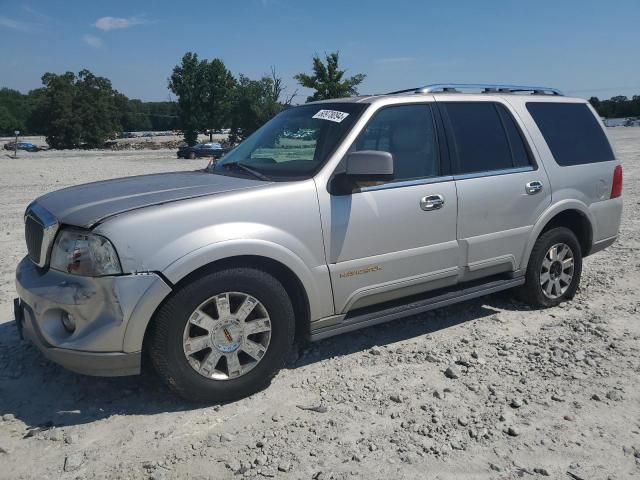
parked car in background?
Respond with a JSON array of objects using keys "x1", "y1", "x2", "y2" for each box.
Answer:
[
  {"x1": 4, "y1": 142, "x2": 42, "y2": 152},
  {"x1": 15, "y1": 83, "x2": 622, "y2": 403},
  {"x1": 177, "y1": 142, "x2": 229, "y2": 160}
]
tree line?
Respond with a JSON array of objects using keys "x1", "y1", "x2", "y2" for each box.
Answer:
[
  {"x1": 0, "y1": 82, "x2": 178, "y2": 140},
  {"x1": 589, "y1": 95, "x2": 640, "y2": 119},
  {"x1": 0, "y1": 51, "x2": 364, "y2": 149}
]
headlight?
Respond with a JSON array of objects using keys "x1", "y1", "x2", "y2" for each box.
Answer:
[{"x1": 50, "y1": 229, "x2": 122, "y2": 276}]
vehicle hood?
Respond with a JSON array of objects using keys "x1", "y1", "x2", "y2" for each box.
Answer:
[{"x1": 35, "y1": 171, "x2": 269, "y2": 228}]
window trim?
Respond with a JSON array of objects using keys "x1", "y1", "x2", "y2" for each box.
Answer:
[
  {"x1": 330, "y1": 102, "x2": 446, "y2": 194},
  {"x1": 357, "y1": 174, "x2": 455, "y2": 193},
  {"x1": 453, "y1": 165, "x2": 534, "y2": 182},
  {"x1": 437, "y1": 100, "x2": 539, "y2": 178},
  {"x1": 495, "y1": 103, "x2": 536, "y2": 169}
]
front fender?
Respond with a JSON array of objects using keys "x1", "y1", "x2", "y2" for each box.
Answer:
[{"x1": 121, "y1": 239, "x2": 334, "y2": 353}]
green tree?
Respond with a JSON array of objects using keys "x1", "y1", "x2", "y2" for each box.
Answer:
[
  {"x1": 147, "y1": 101, "x2": 180, "y2": 131},
  {"x1": 73, "y1": 70, "x2": 121, "y2": 146},
  {"x1": 31, "y1": 70, "x2": 121, "y2": 148},
  {"x1": 169, "y1": 52, "x2": 209, "y2": 145},
  {"x1": 204, "y1": 58, "x2": 236, "y2": 140},
  {"x1": 32, "y1": 72, "x2": 80, "y2": 148},
  {"x1": 0, "y1": 88, "x2": 33, "y2": 134},
  {"x1": 230, "y1": 69, "x2": 293, "y2": 141},
  {"x1": 118, "y1": 96, "x2": 153, "y2": 132},
  {"x1": 0, "y1": 105, "x2": 16, "y2": 134},
  {"x1": 294, "y1": 52, "x2": 366, "y2": 102}
]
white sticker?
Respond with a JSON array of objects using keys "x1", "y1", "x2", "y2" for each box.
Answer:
[{"x1": 312, "y1": 109, "x2": 350, "y2": 123}]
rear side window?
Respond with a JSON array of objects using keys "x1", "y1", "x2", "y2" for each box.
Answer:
[
  {"x1": 526, "y1": 102, "x2": 615, "y2": 166},
  {"x1": 441, "y1": 102, "x2": 532, "y2": 175}
]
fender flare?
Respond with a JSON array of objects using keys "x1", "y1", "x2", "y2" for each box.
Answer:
[{"x1": 519, "y1": 199, "x2": 595, "y2": 272}]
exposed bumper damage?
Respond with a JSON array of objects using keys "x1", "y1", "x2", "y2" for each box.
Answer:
[{"x1": 14, "y1": 256, "x2": 171, "y2": 376}]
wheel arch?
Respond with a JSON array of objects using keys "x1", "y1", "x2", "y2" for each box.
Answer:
[
  {"x1": 521, "y1": 201, "x2": 595, "y2": 272},
  {"x1": 129, "y1": 254, "x2": 314, "y2": 355},
  {"x1": 539, "y1": 210, "x2": 593, "y2": 256}
]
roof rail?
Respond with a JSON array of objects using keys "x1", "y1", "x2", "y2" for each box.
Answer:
[{"x1": 387, "y1": 83, "x2": 564, "y2": 96}]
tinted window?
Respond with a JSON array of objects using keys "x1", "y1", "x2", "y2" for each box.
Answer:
[
  {"x1": 496, "y1": 104, "x2": 531, "y2": 168},
  {"x1": 442, "y1": 102, "x2": 528, "y2": 175},
  {"x1": 526, "y1": 102, "x2": 614, "y2": 166},
  {"x1": 354, "y1": 104, "x2": 439, "y2": 181}
]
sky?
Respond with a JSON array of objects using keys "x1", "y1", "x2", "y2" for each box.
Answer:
[{"x1": 1, "y1": 0, "x2": 639, "y2": 103}]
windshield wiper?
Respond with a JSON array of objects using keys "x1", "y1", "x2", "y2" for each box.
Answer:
[{"x1": 222, "y1": 162, "x2": 271, "y2": 181}]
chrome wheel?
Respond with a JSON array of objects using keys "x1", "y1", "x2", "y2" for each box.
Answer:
[
  {"x1": 540, "y1": 243, "x2": 575, "y2": 299},
  {"x1": 182, "y1": 292, "x2": 272, "y2": 380}
]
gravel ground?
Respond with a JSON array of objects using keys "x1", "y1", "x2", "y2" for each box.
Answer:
[{"x1": 0, "y1": 130, "x2": 639, "y2": 479}]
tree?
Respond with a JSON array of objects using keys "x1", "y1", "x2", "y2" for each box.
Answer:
[
  {"x1": 116, "y1": 95, "x2": 150, "y2": 132},
  {"x1": 147, "y1": 101, "x2": 180, "y2": 131},
  {"x1": 0, "y1": 88, "x2": 33, "y2": 135},
  {"x1": 30, "y1": 70, "x2": 121, "y2": 149},
  {"x1": 169, "y1": 52, "x2": 216, "y2": 145},
  {"x1": 73, "y1": 70, "x2": 121, "y2": 147},
  {"x1": 204, "y1": 58, "x2": 236, "y2": 140},
  {"x1": 32, "y1": 72, "x2": 80, "y2": 148},
  {"x1": 294, "y1": 51, "x2": 366, "y2": 102},
  {"x1": 229, "y1": 69, "x2": 292, "y2": 141}
]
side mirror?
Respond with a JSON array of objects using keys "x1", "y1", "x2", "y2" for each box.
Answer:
[{"x1": 345, "y1": 150, "x2": 394, "y2": 181}]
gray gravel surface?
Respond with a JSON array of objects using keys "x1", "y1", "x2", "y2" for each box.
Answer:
[{"x1": 0, "y1": 130, "x2": 639, "y2": 479}]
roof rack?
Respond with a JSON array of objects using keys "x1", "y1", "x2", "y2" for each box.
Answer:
[{"x1": 386, "y1": 83, "x2": 564, "y2": 96}]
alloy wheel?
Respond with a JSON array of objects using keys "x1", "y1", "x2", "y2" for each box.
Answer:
[
  {"x1": 182, "y1": 292, "x2": 272, "y2": 380},
  {"x1": 540, "y1": 242, "x2": 575, "y2": 299}
]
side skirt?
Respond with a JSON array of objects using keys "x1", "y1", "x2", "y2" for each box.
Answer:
[{"x1": 310, "y1": 276, "x2": 525, "y2": 342}]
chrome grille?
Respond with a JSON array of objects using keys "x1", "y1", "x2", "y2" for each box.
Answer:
[
  {"x1": 25, "y1": 215, "x2": 44, "y2": 264},
  {"x1": 24, "y1": 203, "x2": 58, "y2": 268}
]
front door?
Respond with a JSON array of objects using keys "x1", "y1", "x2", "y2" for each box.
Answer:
[{"x1": 318, "y1": 103, "x2": 460, "y2": 313}]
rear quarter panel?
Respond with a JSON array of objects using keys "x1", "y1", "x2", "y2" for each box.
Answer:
[{"x1": 505, "y1": 96, "x2": 623, "y2": 247}]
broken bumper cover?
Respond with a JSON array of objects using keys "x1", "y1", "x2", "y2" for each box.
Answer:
[{"x1": 14, "y1": 256, "x2": 171, "y2": 377}]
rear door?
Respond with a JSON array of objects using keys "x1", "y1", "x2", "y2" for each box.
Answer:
[{"x1": 437, "y1": 99, "x2": 551, "y2": 279}]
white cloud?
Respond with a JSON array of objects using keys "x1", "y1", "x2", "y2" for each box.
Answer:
[
  {"x1": 0, "y1": 15, "x2": 34, "y2": 32},
  {"x1": 94, "y1": 16, "x2": 146, "y2": 31},
  {"x1": 83, "y1": 34, "x2": 103, "y2": 48}
]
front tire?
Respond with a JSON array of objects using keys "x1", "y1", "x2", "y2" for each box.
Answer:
[
  {"x1": 517, "y1": 227, "x2": 583, "y2": 308},
  {"x1": 148, "y1": 268, "x2": 295, "y2": 403}
]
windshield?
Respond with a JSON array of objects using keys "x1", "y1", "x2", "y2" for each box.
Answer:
[{"x1": 212, "y1": 103, "x2": 366, "y2": 180}]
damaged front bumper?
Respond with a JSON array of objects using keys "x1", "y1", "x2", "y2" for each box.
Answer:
[{"x1": 14, "y1": 256, "x2": 171, "y2": 376}]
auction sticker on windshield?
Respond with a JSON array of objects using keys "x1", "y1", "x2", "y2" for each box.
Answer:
[{"x1": 312, "y1": 110, "x2": 350, "y2": 123}]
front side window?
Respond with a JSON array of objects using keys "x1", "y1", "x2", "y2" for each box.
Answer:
[
  {"x1": 526, "y1": 102, "x2": 615, "y2": 166},
  {"x1": 213, "y1": 103, "x2": 366, "y2": 180},
  {"x1": 441, "y1": 102, "x2": 531, "y2": 175},
  {"x1": 352, "y1": 104, "x2": 440, "y2": 182}
]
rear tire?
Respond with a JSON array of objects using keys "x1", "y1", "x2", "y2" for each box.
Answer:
[
  {"x1": 517, "y1": 227, "x2": 582, "y2": 308},
  {"x1": 148, "y1": 268, "x2": 295, "y2": 403},
  {"x1": 188, "y1": 151, "x2": 196, "y2": 160}
]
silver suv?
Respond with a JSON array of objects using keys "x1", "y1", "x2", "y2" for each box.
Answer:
[{"x1": 14, "y1": 84, "x2": 623, "y2": 402}]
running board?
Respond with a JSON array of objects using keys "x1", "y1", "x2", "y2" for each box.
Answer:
[{"x1": 310, "y1": 276, "x2": 525, "y2": 341}]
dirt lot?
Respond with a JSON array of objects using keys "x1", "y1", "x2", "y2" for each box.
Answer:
[{"x1": 0, "y1": 130, "x2": 639, "y2": 480}]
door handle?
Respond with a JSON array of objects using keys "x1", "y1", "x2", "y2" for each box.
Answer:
[
  {"x1": 420, "y1": 194, "x2": 445, "y2": 211},
  {"x1": 525, "y1": 181, "x2": 543, "y2": 195}
]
